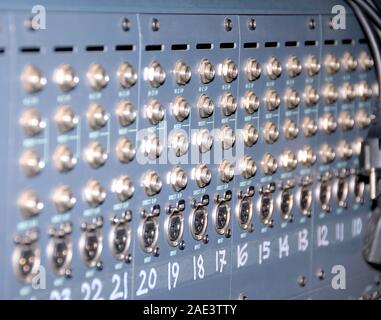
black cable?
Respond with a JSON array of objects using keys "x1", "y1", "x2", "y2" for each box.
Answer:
[
  {"x1": 347, "y1": 0, "x2": 381, "y2": 101},
  {"x1": 370, "y1": 0, "x2": 381, "y2": 13},
  {"x1": 353, "y1": 0, "x2": 381, "y2": 30},
  {"x1": 349, "y1": 0, "x2": 381, "y2": 266},
  {"x1": 370, "y1": 17, "x2": 381, "y2": 50},
  {"x1": 364, "y1": 0, "x2": 381, "y2": 13},
  {"x1": 364, "y1": 2, "x2": 381, "y2": 54},
  {"x1": 360, "y1": 0, "x2": 381, "y2": 59}
]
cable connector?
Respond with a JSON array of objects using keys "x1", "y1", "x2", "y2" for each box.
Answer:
[{"x1": 359, "y1": 101, "x2": 381, "y2": 199}]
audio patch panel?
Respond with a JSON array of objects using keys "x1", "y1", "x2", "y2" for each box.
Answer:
[{"x1": 0, "y1": 0, "x2": 380, "y2": 299}]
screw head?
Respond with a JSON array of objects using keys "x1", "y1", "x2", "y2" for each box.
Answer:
[
  {"x1": 224, "y1": 18, "x2": 233, "y2": 31},
  {"x1": 151, "y1": 18, "x2": 160, "y2": 31},
  {"x1": 125, "y1": 254, "x2": 132, "y2": 264},
  {"x1": 328, "y1": 18, "x2": 334, "y2": 29},
  {"x1": 24, "y1": 16, "x2": 36, "y2": 31},
  {"x1": 297, "y1": 275, "x2": 307, "y2": 287},
  {"x1": 317, "y1": 269, "x2": 325, "y2": 280},
  {"x1": 308, "y1": 18, "x2": 316, "y2": 29},
  {"x1": 239, "y1": 293, "x2": 247, "y2": 300},
  {"x1": 64, "y1": 268, "x2": 73, "y2": 279},
  {"x1": 248, "y1": 18, "x2": 256, "y2": 30},
  {"x1": 121, "y1": 17, "x2": 131, "y2": 31},
  {"x1": 96, "y1": 261, "x2": 103, "y2": 271},
  {"x1": 153, "y1": 247, "x2": 160, "y2": 257},
  {"x1": 179, "y1": 240, "x2": 186, "y2": 250}
]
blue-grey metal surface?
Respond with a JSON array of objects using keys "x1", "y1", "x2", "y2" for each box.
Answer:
[
  {"x1": 0, "y1": 0, "x2": 380, "y2": 299},
  {"x1": 0, "y1": 0, "x2": 351, "y2": 14}
]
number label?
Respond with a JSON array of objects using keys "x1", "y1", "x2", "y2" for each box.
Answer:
[
  {"x1": 352, "y1": 218, "x2": 362, "y2": 237},
  {"x1": 109, "y1": 272, "x2": 128, "y2": 300},
  {"x1": 278, "y1": 235, "x2": 289, "y2": 259},
  {"x1": 193, "y1": 254, "x2": 205, "y2": 280},
  {"x1": 81, "y1": 278, "x2": 103, "y2": 300},
  {"x1": 298, "y1": 228, "x2": 309, "y2": 252},
  {"x1": 317, "y1": 225, "x2": 329, "y2": 247},
  {"x1": 215, "y1": 249, "x2": 227, "y2": 273},
  {"x1": 168, "y1": 262, "x2": 180, "y2": 291},
  {"x1": 237, "y1": 243, "x2": 248, "y2": 268},
  {"x1": 335, "y1": 223, "x2": 344, "y2": 242},
  {"x1": 136, "y1": 268, "x2": 157, "y2": 297},
  {"x1": 259, "y1": 241, "x2": 271, "y2": 264},
  {"x1": 49, "y1": 288, "x2": 71, "y2": 300}
]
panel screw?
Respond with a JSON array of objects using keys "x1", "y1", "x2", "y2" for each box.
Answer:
[
  {"x1": 224, "y1": 18, "x2": 233, "y2": 31},
  {"x1": 248, "y1": 18, "x2": 256, "y2": 30},
  {"x1": 121, "y1": 17, "x2": 131, "y2": 31},
  {"x1": 151, "y1": 18, "x2": 160, "y2": 31},
  {"x1": 317, "y1": 269, "x2": 325, "y2": 280},
  {"x1": 328, "y1": 18, "x2": 334, "y2": 29},
  {"x1": 297, "y1": 275, "x2": 307, "y2": 287},
  {"x1": 65, "y1": 268, "x2": 73, "y2": 279},
  {"x1": 24, "y1": 16, "x2": 36, "y2": 31},
  {"x1": 179, "y1": 240, "x2": 186, "y2": 250},
  {"x1": 308, "y1": 18, "x2": 316, "y2": 30},
  {"x1": 96, "y1": 261, "x2": 103, "y2": 271},
  {"x1": 239, "y1": 293, "x2": 247, "y2": 300},
  {"x1": 153, "y1": 247, "x2": 160, "y2": 257},
  {"x1": 125, "y1": 254, "x2": 132, "y2": 264}
]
